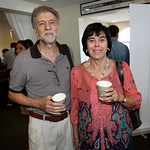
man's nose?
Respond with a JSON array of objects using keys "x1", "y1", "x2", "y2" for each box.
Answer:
[{"x1": 45, "y1": 21, "x2": 51, "y2": 30}]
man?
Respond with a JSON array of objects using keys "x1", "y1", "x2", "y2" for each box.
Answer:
[
  {"x1": 9, "y1": 6, "x2": 74, "y2": 150},
  {"x1": 3, "y1": 42, "x2": 16, "y2": 70},
  {"x1": 107, "y1": 25, "x2": 130, "y2": 65}
]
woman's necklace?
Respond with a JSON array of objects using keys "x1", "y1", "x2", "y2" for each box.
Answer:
[{"x1": 88, "y1": 58, "x2": 109, "y2": 80}]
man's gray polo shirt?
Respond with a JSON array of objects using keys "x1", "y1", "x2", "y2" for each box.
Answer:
[{"x1": 9, "y1": 42, "x2": 74, "y2": 116}]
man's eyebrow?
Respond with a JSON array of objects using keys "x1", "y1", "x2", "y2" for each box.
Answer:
[{"x1": 38, "y1": 19, "x2": 56, "y2": 22}]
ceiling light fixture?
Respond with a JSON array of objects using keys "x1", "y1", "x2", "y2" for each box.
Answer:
[{"x1": 80, "y1": 0, "x2": 150, "y2": 16}]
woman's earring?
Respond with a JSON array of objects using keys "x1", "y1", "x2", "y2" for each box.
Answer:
[
  {"x1": 107, "y1": 48, "x2": 110, "y2": 53},
  {"x1": 86, "y1": 49, "x2": 88, "y2": 53}
]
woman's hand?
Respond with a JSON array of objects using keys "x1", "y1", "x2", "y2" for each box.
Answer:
[
  {"x1": 73, "y1": 138, "x2": 80, "y2": 150},
  {"x1": 100, "y1": 87, "x2": 124, "y2": 103},
  {"x1": 73, "y1": 125, "x2": 80, "y2": 150},
  {"x1": 100, "y1": 87, "x2": 136, "y2": 109}
]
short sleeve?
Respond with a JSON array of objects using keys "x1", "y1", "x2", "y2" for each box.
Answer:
[{"x1": 9, "y1": 55, "x2": 27, "y2": 93}]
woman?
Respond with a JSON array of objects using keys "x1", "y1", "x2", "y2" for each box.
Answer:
[
  {"x1": 15, "y1": 40, "x2": 29, "y2": 55},
  {"x1": 70, "y1": 23, "x2": 141, "y2": 150}
]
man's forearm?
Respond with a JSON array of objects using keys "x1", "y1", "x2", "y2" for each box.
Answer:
[{"x1": 8, "y1": 91, "x2": 41, "y2": 108}]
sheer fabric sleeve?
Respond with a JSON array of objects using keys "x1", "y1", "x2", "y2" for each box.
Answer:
[
  {"x1": 123, "y1": 61, "x2": 142, "y2": 109},
  {"x1": 70, "y1": 67, "x2": 80, "y2": 125}
]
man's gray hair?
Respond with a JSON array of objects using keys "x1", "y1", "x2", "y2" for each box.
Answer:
[{"x1": 31, "y1": 6, "x2": 60, "y2": 28}]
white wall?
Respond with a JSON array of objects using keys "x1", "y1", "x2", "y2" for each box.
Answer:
[
  {"x1": 0, "y1": 11, "x2": 17, "y2": 59},
  {"x1": 130, "y1": 4, "x2": 150, "y2": 133},
  {"x1": 78, "y1": 17, "x2": 99, "y2": 63},
  {"x1": 58, "y1": 4, "x2": 81, "y2": 66}
]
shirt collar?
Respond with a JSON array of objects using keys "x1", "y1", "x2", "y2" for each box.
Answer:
[
  {"x1": 30, "y1": 41, "x2": 64, "y2": 58},
  {"x1": 111, "y1": 39, "x2": 117, "y2": 42}
]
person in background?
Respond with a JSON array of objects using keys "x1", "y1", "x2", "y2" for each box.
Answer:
[
  {"x1": 0, "y1": 57, "x2": 1, "y2": 69},
  {"x1": 2, "y1": 48, "x2": 9, "y2": 57},
  {"x1": 9, "y1": 40, "x2": 29, "y2": 79},
  {"x1": 2, "y1": 48, "x2": 14, "y2": 106},
  {"x1": 107, "y1": 25, "x2": 130, "y2": 65},
  {"x1": 15, "y1": 40, "x2": 29, "y2": 55},
  {"x1": 25, "y1": 39, "x2": 34, "y2": 48},
  {"x1": 70, "y1": 22, "x2": 141, "y2": 150},
  {"x1": 1, "y1": 49, "x2": 9, "y2": 69},
  {"x1": 9, "y1": 6, "x2": 74, "y2": 150},
  {"x1": 3, "y1": 42, "x2": 16, "y2": 71}
]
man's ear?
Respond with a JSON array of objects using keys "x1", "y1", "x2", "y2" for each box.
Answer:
[
  {"x1": 57, "y1": 25, "x2": 60, "y2": 33},
  {"x1": 33, "y1": 28, "x2": 38, "y2": 36}
]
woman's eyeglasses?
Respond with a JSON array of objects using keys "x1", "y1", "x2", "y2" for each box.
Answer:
[{"x1": 48, "y1": 70, "x2": 60, "y2": 86}]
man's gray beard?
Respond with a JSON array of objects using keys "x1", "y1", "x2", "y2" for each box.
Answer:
[
  {"x1": 39, "y1": 36, "x2": 57, "y2": 44},
  {"x1": 39, "y1": 30, "x2": 57, "y2": 44}
]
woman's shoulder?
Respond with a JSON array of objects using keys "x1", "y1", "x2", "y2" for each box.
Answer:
[
  {"x1": 72, "y1": 61, "x2": 88, "y2": 70},
  {"x1": 71, "y1": 61, "x2": 88, "y2": 76},
  {"x1": 111, "y1": 59, "x2": 129, "y2": 69},
  {"x1": 122, "y1": 61, "x2": 129, "y2": 67}
]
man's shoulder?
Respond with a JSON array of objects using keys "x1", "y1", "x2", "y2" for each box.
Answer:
[
  {"x1": 114, "y1": 40, "x2": 129, "y2": 49},
  {"x1": 20, "y1": 48, "x2": 30, "y2": 55},
  {"x1": 15, "y1": 49, "x2": 31, "y2": 60},
  {"x1": 119, "y1": 42, "x2": 129, "y2": 50}
]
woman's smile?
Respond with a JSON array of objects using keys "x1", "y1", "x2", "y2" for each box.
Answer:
[{"x1": 93, "y1": 49, "x2": 102, "y2": 53}]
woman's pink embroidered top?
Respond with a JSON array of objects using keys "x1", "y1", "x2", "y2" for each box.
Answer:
[{"x1": 70, "y1": 61, "x2": 141, "y2": 150}]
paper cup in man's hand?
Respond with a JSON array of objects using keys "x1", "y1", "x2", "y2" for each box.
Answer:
[{"x1": 52, "y1": 93, "x2": 66, "y2": 108}]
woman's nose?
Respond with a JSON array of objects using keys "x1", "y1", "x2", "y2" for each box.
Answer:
[{"x1": 95, "y1": 40, "x2": 100, "y2": 47}]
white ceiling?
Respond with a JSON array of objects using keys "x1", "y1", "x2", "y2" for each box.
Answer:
[{"x1": 0, "y1": 0, "x2": 129, "y2": 23}]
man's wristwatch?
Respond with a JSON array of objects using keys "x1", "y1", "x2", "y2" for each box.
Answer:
[{"x1": 121, "y1": 95, "x2": 126, "y2": 103}]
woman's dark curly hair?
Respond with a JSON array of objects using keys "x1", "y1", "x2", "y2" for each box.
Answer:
[{"x1": 82, "y1": 22, "x2": 112, "y2": 57}]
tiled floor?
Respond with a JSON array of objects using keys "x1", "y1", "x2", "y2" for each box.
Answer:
[
  {"x1": 133, "y1": 133, "x2": 150, "y2": 150},
  {"x1": 0, "y1": 105, "x2": 28, "y2": 150}
]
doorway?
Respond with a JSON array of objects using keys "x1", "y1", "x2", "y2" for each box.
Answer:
[{"x1": 78, "y1": 7, "x2": 130, "y2": 63}]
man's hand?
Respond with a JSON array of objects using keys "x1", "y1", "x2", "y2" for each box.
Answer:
[
  {"x1": 9, "y1": 91, "x2": 66, "y2": 115},
  {"x1": 39, "y1": 95, "x2": 65, "y2": 115}
]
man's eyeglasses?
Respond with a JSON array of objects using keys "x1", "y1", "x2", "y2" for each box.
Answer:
[{"x1": 48, "y1": 70, "x2": 60, "y2": 86}]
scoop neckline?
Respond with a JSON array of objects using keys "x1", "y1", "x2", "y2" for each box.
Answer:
[{"x1": 80, "y1": 59, "x2": 116, "y2": 81}]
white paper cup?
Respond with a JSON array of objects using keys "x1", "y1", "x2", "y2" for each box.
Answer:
[
  {"x1": 52, "y1": 93, "x2": 66, "y2": 108},
  {"x1": 97, "y1": 81, "x2": 112, "y2": 100}
]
